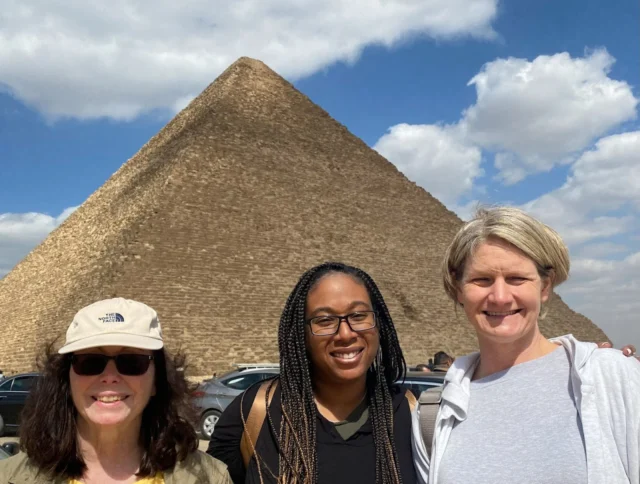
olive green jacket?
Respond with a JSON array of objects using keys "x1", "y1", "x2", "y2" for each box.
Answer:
[{"x1": 0, "y1": 450, "x2": 232, "y2": 484}]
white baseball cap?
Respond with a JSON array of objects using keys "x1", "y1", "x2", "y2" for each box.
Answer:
[{"x1": 58, "y1": 298, "x2": 163, "y2": 354}]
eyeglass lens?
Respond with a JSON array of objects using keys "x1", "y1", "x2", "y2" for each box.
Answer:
[{"x1": 309, "y1": 311, "x2": 376, "y2": 335}]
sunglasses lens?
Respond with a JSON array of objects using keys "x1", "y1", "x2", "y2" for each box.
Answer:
[
  {"x1": 72, "y1": 355, "x2": 108, "y2": 376},
  {"x1": 71, "y1": 354, "x2": 152, "y2": 376},
  {"x1": 115, "y1": 355, "x2": 151, "y2": 376}
]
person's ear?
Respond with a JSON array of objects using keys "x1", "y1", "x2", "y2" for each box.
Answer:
[{"x1": 540, "y1": 271, "x2": 554, "y2": 303}]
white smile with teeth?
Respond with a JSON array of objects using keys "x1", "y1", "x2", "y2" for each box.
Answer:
[
  {"x1": 333, "y1": 350, "x2": 362, "y2": 360},
  {"x1": 485, "y1": 310, "x2": 519, "y2": 316},
  {"x1": 95, "y1": 395, "x2": 127, "y2": 403}
]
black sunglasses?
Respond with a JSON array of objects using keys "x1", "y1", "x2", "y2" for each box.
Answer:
[{"x1": 70, "y1": 353, "x2": 154, "y2": 376}]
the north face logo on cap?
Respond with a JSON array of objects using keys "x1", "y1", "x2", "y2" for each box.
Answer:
[{"x1": 98, "y1": 313, "x2": 125, "y2": 323}]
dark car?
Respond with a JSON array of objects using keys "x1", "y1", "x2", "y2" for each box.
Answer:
[
  {"x1": 0, "y1": 446, "x2": 10, "y2": 461},
  {"x1": 398, "y1": 371, "x2": 445, "y2": 398},
  {"x1": 0, "y1": 441, "x2": 19, "y2": 459},
  {"x1": 193, "y1": 364, "x2": 279, "y2": 439},
  {"x1": 0, "y1": 372, "x2": 39, "y2": 436}
]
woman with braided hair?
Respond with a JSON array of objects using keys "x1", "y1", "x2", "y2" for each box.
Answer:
[{"x1": 207, "y1": 261, "x2": 417, "y2": 484}]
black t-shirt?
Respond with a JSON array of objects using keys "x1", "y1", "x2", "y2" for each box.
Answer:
[{"x1": 207, "y1": 382, "x2": 418, "y2": 484}]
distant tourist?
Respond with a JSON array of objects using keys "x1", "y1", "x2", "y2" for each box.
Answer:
[
  {"x1": 415, "y1": 364, "x2": 432, "y2": 373},
  {"x1": 0, "y1": 297, "x2": 232, "y2": 484},
  {"x1": 0, "y1": 369, "x2": 4, "y2": 381},
  {"x1": 431, "y1": 351, "x2": 454, "y2": 372},
  {"x1": 412, "y1": 207, "x2": 640, "y2": 484},
  {"x1": 208, "y1": 262, "x2": 417, "y2": 484}
]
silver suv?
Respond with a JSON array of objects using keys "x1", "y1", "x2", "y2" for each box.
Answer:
[{"x1": 193, "y1": 364, "x2": 279, "y2": 439}]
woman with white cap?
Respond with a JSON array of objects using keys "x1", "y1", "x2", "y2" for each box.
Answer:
[{"x1": 0, "y1": 297, "x2": 232, "y2": 484}]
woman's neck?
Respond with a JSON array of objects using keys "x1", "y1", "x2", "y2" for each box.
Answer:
[
  {"x1": 313, "y1": 375, "x2": 367, "y2": 422},
  {"x1": 474, "y1": 328, "x2": 559, "y2": 380},
  {"x1": 76, "y1": 419, "x2": 143, "y2": 482}
]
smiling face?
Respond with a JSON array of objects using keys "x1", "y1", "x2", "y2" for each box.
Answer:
[
  {"x1": 305, "y1": 273, "x2": 380, "y2": 385},
  {"x1": 69, "y1": 346, "x2": 156, "y2": 431},
  {"x1": 457, "y1": 237, "x2": 551, "y2": 346}
]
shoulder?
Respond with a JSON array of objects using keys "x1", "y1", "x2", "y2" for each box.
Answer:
[
  {"x1": 187, "y1": 450, "x2": 230, "y2": 475},
  {"x1": 389, "y1": 383, "x2": 406, "y2": 401},
  {"x1": 209, "y1": 378, "x2": 280, "y2": 458},
  {"x1": 0, "y1": 453, "x2": 48, "y2": 483},
  {"x1": 236, "y1": 378, "x2": 280, "y2": 414},
  {"x1": 584, "y1": 347, "x2": 640, "y2": 387},
  {"x1": 552, "y1": 335, "x2": 640, "y2": 388},
  {"x1": 448, "y1": 352, "x2": 480, "y2": 374},
  {"x1": 389, "y1": 384, "x2": 415, "y2": 414},
  {"x1": 168, "y1": 451, "x2": 231, "y2": 483}
]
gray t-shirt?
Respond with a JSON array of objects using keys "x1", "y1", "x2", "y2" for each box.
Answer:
[{"x1": 438, "y1": 346, "x2": 587, "y2": 483}]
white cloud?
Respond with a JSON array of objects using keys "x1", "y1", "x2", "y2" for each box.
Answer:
[
  {"x1": 373, "y1": 123, "x2": 484, "y2": 206},
  {"x1": 0, "y1": 207, "x2": 78, "y2": 277},
  {"x1": 558, "y1": 252, "x2": 640, "y2": 348},
  {"x1": 523, "y1": 131, "x2": 640, "y2": 245},
  {"x1": 574, "y1": 242, "x2": 629, "y2": 259},
  {"x1": 376, "y1": 50, "x2": 638, "y2": 215},
  {"x1": 0, "y1": 0, "x2": 498, "y2": 120},
  {"x1": 461, "y1": 49, "x2": 638, "y2": 183}
]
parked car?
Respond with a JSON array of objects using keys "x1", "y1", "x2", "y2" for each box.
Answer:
[
  {"x1": 397, "y1": 371, "x2": 445, "y2": 398},
  {"x1": 193, "y1": 364, "x2": 279, "y2": 439},
  {"x1": 0, "y1": 441, "x2": 19, "y2": 458},
  {"x1": 0, "y1": 372, "x2": 39, "y2": 436},
  {"x1": 192, "y1": 365, "x2": 444, "y2": 440},
  {"x1": 0, "y1": 446, "x2": 10, "y2": 461}
]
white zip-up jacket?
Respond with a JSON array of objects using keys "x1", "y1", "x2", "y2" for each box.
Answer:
[{"x1": 412, "y1": 335, "x2": 640, "y2": 484}]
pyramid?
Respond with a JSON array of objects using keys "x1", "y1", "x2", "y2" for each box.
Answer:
[{"x1": 0, "y1": 57, "x2": 608, "y2": 375}]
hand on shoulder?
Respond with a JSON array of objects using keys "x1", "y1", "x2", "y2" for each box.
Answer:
[
  {"x1": 588, "y1": 344, "x2": 640, "y2": 386},
  {"x1": 597, "y1": 342, "x2": 639, "y2": 361}
]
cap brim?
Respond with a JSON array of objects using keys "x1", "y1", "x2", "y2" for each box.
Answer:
[{"x1": 58, "y1": 333, "x2": 163, "y2": 354}]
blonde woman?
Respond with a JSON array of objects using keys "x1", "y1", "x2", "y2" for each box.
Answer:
[{"x1": 413, "y1": 207, "x2": 640, "y2": 484}]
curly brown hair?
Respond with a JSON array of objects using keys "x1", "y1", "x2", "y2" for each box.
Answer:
[{"x1": 19, "y1": 342, "x2": 198, "y2": 479}]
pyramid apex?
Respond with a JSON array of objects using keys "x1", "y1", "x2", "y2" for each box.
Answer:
[
  {"x1": 232, "y1": 56, "x2": 265, "y2": 67},
  {"x1": 222, "y1": 56, "x2": 275, "y2": 78},
  {"x1": 170, "y1": 55, "x2": 297, "y2": 124}
]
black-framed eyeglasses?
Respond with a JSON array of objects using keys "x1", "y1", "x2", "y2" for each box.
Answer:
[
  {"x1": 306, "y1": 311, "x2": 377, "y2": 336},
  {"x1": 70, "y1": 354, "x2": 154, "y2": 376}
]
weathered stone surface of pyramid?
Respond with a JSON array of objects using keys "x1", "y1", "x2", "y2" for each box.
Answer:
[{"x1": 0, "y1": 57, "x2": 608, "y2": 375}]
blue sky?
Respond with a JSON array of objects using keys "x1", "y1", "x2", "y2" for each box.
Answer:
[{"x1": 1, "y1": 0, "x2": 639, "y2": 347}]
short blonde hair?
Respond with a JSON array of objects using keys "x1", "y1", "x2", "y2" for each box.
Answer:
[{"x1": 442, "y1": 206, "x2": 570, "y2": 307}]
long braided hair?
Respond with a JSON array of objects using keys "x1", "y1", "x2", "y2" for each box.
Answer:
[{"x1": 272, "y1": 261, "x2": 407, "y2": 483}]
